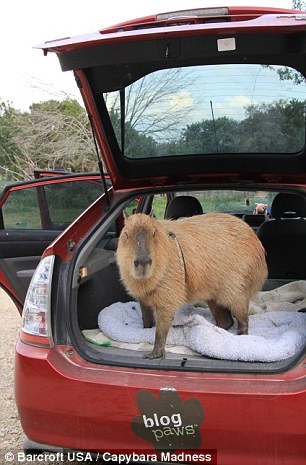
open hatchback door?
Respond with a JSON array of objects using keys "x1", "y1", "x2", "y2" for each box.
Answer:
[{"x1": 38, "y1": 5, "x2": 306, "y2": 189}]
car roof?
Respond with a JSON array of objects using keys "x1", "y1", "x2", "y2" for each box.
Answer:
[{"x1": 37, "y1": 7, "x2": 306, "y2": 189}]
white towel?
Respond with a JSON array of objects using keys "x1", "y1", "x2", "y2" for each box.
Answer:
[{"x1": 87, "y1": 281, "x2": 306, "y2": 362}]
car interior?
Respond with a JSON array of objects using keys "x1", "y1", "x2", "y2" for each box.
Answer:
[{"x1": 72, "y1": 188, "x2": 306, "y2": 373}]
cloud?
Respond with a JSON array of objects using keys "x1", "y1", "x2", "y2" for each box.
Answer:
[
  {"x1": 168, "y1": 91, "x2": 194, "y2": 108},
  {"x1": 212, "y1": 95, "x2": 256, "y2": 120},
  {"x1": 227, "y1": 95, "x2": 255, "y2": 107}
]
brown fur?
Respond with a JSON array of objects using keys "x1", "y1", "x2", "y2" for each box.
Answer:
[{"x1": 116, "y1": 212, "x2": 268, "y2": 359}]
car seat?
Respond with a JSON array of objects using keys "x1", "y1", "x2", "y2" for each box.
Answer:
[
  {"x1": 242, "y1": 214, "x2": 267, "y2": 231},
  {"x1": 257, "y1": 192, "x2": 306, "y2": 279},
  {"x1": 164, "y1": 195, "x2": 203, "y2": 219}
]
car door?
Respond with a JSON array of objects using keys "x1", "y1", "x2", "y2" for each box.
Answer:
[{"x1": 0, "y1": 173, "x2": 105, "y2": 311}]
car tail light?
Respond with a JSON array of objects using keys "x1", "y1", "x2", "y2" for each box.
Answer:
[{"x1": 20, "y1": 255, "x2": 55, "y2": 347}]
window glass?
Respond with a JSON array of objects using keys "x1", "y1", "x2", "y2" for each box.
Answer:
[
  {"x1": 151, "y1": 195, "x2": 168, "y2": 219},
  {"x1": 177, "y1": 191, "x2": 277, "y2": 216},
  {"x1": 44, "y1": 180, "x2": 103, "y2": 229},
  {"x1": 2, "y1": 180, "x2": 104, "y2": 230},
  {"x1": 105, "y1": 64, "x2": 306, "y2": 157},
  {"x1": 2, "y1": 188, "x2": 41, "y2": 229},
  {"x1": 123, "y1": 199, "x2": 139, "y2": 218}
]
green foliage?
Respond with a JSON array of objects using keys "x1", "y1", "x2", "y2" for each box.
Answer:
[
  {"x1": 0, "y1": 98, "x2": 98, "y2": 180},
  {"x1": 109, "y1": 108, "x2": 158, "y2": 157},
  {"x1": 123, "y1": 98, "x2": 305, "y2": 157},
  {"x1": 292, "y1": 0, "x2": 306, "y2": 10},
  {"x1": 240, "y1": 99, "x2": 305, "y2": 152},
  {"x1": 0, "y1": 101, "x2": 24, "y2": 178},
  {"x1": 30, "y1": 98, "x2": 82, "y2": 116},
  {"x1": 150, "y1": 190, "x2": 276, "y2": 220},
  {"x1": 179, "y1": 117, "x2": 240, "y2": 154}
]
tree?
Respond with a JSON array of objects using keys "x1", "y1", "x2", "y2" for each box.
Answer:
[
  {"x1": 240, "y1": 99, "x2": 305, "y2": 153},
  {"x1": 107, "y1": 107, "x2": 158, "y2": 158},
  {"x1": 162, "y1": 99, "x2": 306, "y2": 155},
  {"x1": 292, "y1": 0, "x2": 306, "y2": 10},
  {"x1": 105, "y1": 68, "x2": 195, "y2": 156},
  {"x1": 0, "y1": 99, "x2": 97, "y2": 180},
  {"x1": 179, "y1": 117, "x2": 240, "y2": 154},
  {"x1": 0, "y1": 101, "x2": 26, "y2": 179},
  {"x1": 0, "y1": 68, "x2": 195, "y2": 179}
]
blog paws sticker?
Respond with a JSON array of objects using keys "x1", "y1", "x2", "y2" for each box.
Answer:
[{"x1": 131, "y1": 388, "x2": 204, "y2": 452}]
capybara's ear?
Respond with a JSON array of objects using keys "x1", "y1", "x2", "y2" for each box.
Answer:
[
  {"x1": 123, "y1": 211, "x2": 134, "y2": 225},
  {"x1": 122, "y1": 211, "x2": 128, "y2": 222}
]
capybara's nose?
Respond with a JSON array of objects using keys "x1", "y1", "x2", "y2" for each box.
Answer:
[
  {"x1": 134, "y1": 257, "x2": 152, "y2": 268},
  {"x1": 133, "y1": 257, "x2": 152, "y2": 277}
]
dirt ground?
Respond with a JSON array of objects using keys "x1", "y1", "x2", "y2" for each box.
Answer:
[
  {"x1": 0, "y1": 289, "x2": 79, "y2": 465},
  {"x1": 0, "y1": 289, "x2": 24, "y2": 459}
]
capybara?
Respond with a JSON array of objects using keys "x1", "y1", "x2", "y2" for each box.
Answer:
[{"x1": 116, "y1": 212, "x2": 268, "y2": 359}]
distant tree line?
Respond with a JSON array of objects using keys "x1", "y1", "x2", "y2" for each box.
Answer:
[
  {"x1": 0, "y1": 95, "x2": 305, "y2": 180},
  {"x1": 179, "y1": 99, "x2": 305, "y2": 155},
  {"x1": 122, "y1": 98, "x2": 305, "y2": 158}
]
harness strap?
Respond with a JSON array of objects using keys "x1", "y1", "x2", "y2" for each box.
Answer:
[{"x1": 168, "y1": 231, "x2": 186, "y2": 284}]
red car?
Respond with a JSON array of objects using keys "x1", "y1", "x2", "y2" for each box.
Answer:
[{"x1": 7, "y1": 6, "x2": 306, "y2": 464}]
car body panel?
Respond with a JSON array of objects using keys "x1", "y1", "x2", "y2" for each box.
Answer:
[
  {"x1": 14, "y1": 185, "x2": 306, "y2": 463},
  {"x1": 98, "y1": 6, "x2": 302, "y2": 34},
  {"x1": 40, "y1": 8, "x2": 304, "y2": 54},
  {"x1": 15, "y1": 340, "x2": 306, "y2": 464}
]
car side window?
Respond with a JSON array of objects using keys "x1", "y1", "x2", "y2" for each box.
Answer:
[
  {"x1": 2, "y1": 188, "x2": 42, "y2": 229},
  {"x1": 43, "y1": 180, "x2": 103, "y2": 230},
  {"x1": 151, "y1": 194, "x2": 168, "y2": 219},
  {"x1": 1, "y1": 179, "x2": 104, "y2": 231}
]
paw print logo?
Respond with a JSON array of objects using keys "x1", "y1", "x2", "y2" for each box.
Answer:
[{"x1": 131, "y1": 388, "x2": 205, "y2": 452}]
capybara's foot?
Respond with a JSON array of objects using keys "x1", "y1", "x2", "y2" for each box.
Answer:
[
  {"x1": 218, "y1": 311, "x2": 234, "y2": 330},
  {"x1": 207, "y1": 301, "x2": 234, "y2": 330},
  {"x1": 237, "y1": 321, "x2": 248, "y2": 335},
  {"x1": 142, "y1": 348, "x2": 165, "y2": 359}
]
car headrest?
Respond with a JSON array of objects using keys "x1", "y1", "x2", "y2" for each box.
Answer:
[
  {"x1": 164, "y1": 196, "x2": 203, "y2": 219},
  {"x1": 271, "y1": 192, "x2": 306, "y2": 218}
]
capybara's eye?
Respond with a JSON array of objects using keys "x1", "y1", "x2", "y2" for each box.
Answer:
[{"x1": 124, "y1": 232, "x2": 129, "y2": 239}]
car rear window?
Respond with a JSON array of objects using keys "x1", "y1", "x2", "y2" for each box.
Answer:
[{"x1": 104, "y1": 64, "x2": 306, "y2": 158}]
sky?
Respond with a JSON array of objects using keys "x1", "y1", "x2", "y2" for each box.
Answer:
[{"x1": 0, "y1": 0, "x2": 297, "y2": 111}]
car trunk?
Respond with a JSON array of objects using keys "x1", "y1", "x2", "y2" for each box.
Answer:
[
  {"x1": 75, "y1": 256, "x2": 306, "y2": 373},
  {"x1": 64, "y1": 190, "x2": 306, "y2": 374}
]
